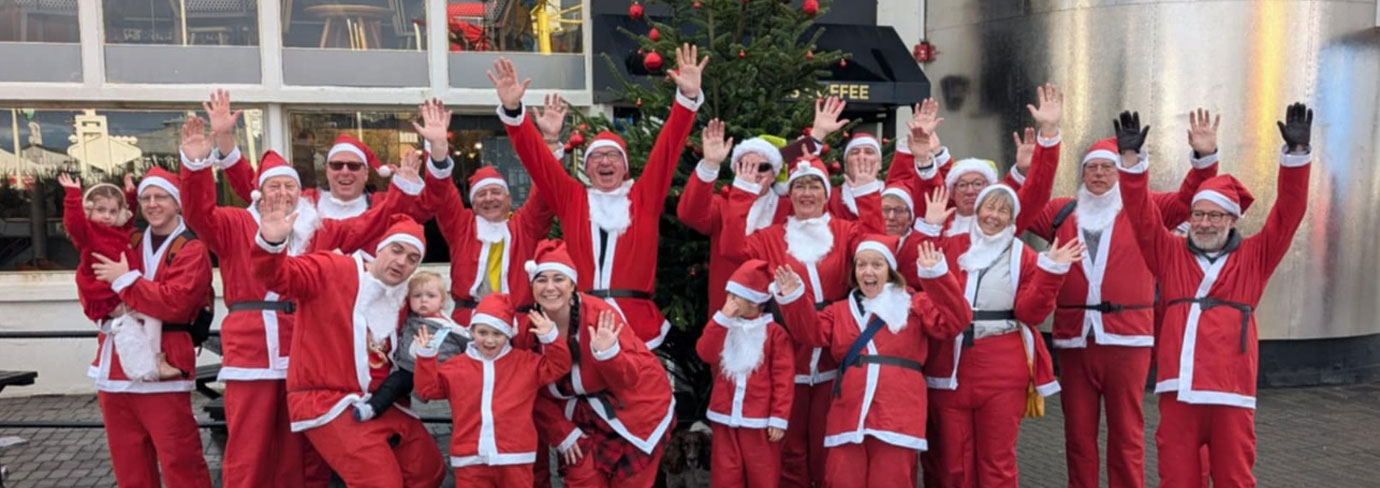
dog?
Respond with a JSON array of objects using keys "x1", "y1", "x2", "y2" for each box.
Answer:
[{"x1": 660, "y1": 421, "x2": 712, "y2": 488}]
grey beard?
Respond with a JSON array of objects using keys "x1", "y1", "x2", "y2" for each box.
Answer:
[{"x1": 1190, "y1": 231, "x2": 1228, "y2": 252}]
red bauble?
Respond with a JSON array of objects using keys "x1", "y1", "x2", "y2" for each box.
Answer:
[
  {"x1": 563, "y1": 143, "x2": 574, "y2": 152},
  {"x1": 882, "y1": 137, "x2": 890, "y2": 145},
  {"x1": 805, "y1": 50, "x2": 814, "y2": 60},
  {"x1": 802, "y1": 127, "x2": 812, "y2": 137},
  {"x1": 820, "y1": 143, "x2": 830, "y2": 154},
  {"x1": 648, "y1": 28, "x2": 660, "y2": 41},
  {"x1": 568, "y1": 132, "x2": 585, "y2": 147},
  {"x1": 636, "y1": 98, "x2": 643, "y2": 107},
  {"x1": 843, "y1": 131, "x2": 850, "y2": 139},
  {"x1": 629, "y1": 2, "x2": 644, "y2": 20},
  {"x1": 840, "y1": 59, "x2": 847, "y2": 67},
  {"x1": 803, "y1": 0, "x2": 819, "y2": 16},
  {"x1": 643, "y1": 51, "x2": 664, "y2": 71},
  {"x1": 693, "y1": 1, "x2": 702, "y2": 8},
  {"x1": 579, "y1": 123, "x2": 588, "y2": 131},
  {"x1": 829, "y1": 162, "x2": 841, "y2": 173},
  {"x1": 738, "y1": 49, "x2": 746, "y2": 58}
]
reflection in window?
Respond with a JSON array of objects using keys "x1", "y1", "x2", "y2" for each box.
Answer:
[
  {"x1": 282, "y1": 0, "x2": 427, "y2": 51},
  {"x1": 102, "y1": 0, "x2": 260, "y2": 46},
  {"x1": 0, "y1": 107, "x2": 263, "y2": 271},
  {"x1": 447, "y1": 0, "x2": 581, "y2": 53},
  {"x1": 0, "y1": 0, "x2": 81, "y2": 43}
]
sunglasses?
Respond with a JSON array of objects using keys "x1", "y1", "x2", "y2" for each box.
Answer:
[
  {"x1": 328, "y1": 161, "x2": 366, "y2": 171},
  {"x1": 757, "y1": 163, "x2": 774, "y2": 173}
]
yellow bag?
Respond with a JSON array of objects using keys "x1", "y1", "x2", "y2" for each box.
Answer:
[{"x1": 1019, "y1": 329, "x2": 1045, "y2": 418}]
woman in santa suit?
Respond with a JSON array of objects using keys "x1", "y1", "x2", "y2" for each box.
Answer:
[
  {"x1": 515, "y1": 240, "x2": 675, "y2": 488},
  {"x1": 718, "y1": 154, "x2": 884, "y2": 488},
  {"x1": 915, "y1": 183, "x2": 1084, "y2": 487},
  {"x1": 771, "y1": 235, "x2": 971, "y2": 488}
]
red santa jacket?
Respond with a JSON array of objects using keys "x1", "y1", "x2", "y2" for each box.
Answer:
[
  {"x1": 1119, "y1": 151, "x2": 1310, "y2": 409},
  {"x1": 499, "y1": 92, "x2": 701, "y2": 349},
  {"x1": 88, "y1": 218, "x2": 211, "y2": 394},
  {"x1": 695, "y1": 312, "x2": 794, "y2": 430},
  {"x1": 424, "y1": 148, "x2": 555, "y2": 325},
  {"x1": 180, "y1": 155, "x2": 419, "y2": 381},
  {"x1": 676, "y1": 169, "x2": 793, "y2": 314},
  {"x1": 1028, "y1": 155, "x2": 1219, "y2": 349},
  {"x1": 219, "y1": 145, "x2": 427, "y2": 221},
  {"x1": 897, "y1": 135, "x2": 1060, "y2": 237},
  {"x1": 918, "y1": 235, "x2": 1065, "y2": 397},
  {"x1": 64, "y1": 186, "x2": 138, "y2": 321},
  {"x1": 414, "y1": 330, "x2": 571, "y2": 467},
  {"x1": 778, "y1": 266, "x2": 971, "y2": 451},
  {"x1": 520, "y1": 294, "x2": 675, "y2": 455}
]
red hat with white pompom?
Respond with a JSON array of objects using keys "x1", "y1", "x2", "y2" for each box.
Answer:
[
  {"x1": 328, "y1": 134, "x2": 391, "y2": 177},
  {"x1": 471, "y1": 293, "x2": 517, "y2": 337},
  {"x1": 583, "y1": 131, "x2": 630, "y2": 176},
  {"x1": 1192, "y1": 174, "x2": 1254, "y2": 217},
  {"x1": 725, "y1": 259, "x2": 774, "y2": 304},
  {"x1": 250, "y1": 150, "x2": 299, "y2": 202},
  {"x1": 375, "y1": 214, "x2": 427, "y2": 255},
  {"x1": 525, "y1": 239, "x2": 578, "y2": 283},
  {"x1": 467, "y1": 166, "x2": 508, "y2": 201},
  {"x1": 785, "y1": 155, "x2": 832, "y2": 198}
]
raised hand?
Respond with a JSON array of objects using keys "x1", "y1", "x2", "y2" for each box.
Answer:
[
  {"x1": 204, "y1": 89, "x2": 242, "y2": 137},
  {"x1": 411, "y1": 98, "x2": 452, "y2": 161},
  {"x1": 1046, "y1": 237, "x2": 1087, "y2": 265},
  {"x1": 413, "y1": 326, "x2": 434, "y2": 350},
  {"x1": 123, "y1": 174, "x2": 135, "y2": 193},
  {"x1": 911, "y1": 98, "x2": 943, "y2": 154},
  {"x1": 57, "y1": 173, "x2": 80, "y2": 189},
  {"x1": 917, "y1": 240, "x2": 945, "y2": 270},
  {"x1": 773, "y1": 266, "x2": 802, "y2": 298},
  {"x1": 1187, "y1": 108, "x2": 1220, "y2": 156},
  {"x1": 1277, "y1": 102, "x2": 1313, "y2": 153},
  {"x1": 702, "y1": 118, "x2": 732, "y2": 167},
  {"x1": 1026, "y1": 83, "x2": 1063, "y2": 137},
  {"x1": 906, "y1": 120, "x2": 932, "y2": 163},
  {"x1": 1113, "y1": 111, "x2": 1150, "y2": 154},
  {"x1": 91, "y1": 253, "x2": 131, "y2": 283},
  {"x1": 395, "y1": 148, "x2": 422, "y2": 185},
  {"x1": 811, "y1": 96, "x2": 849, "y2": 142},
  {"x1": 666, "y1": 43, "x2": 709, "y2": 99},
  {"x1": 487, "y1": 57, "x2": 531, "y2": 111},
  {"x1": 535, "y1": 94, "x2": 568, "y2": 142},
  {"x1": 1012, "y1": 127, "x2": 1036, "y2": 176},
  {"x1": 529, "y1": 310, "x2": 556, "y2": 337},
  {"x1": 259, "y1": 205, "x2": 299, "y2": 245},
  {"x1": 588, "y1": 311, "x2": 623, "y2": 353},
  {"x1": 844, "y1": 152, "x2": 879, "y2": 188},
  {"x1": 180, "y1": 116, "x2": 212, "y2": 161},
  {"x1": 720, "y1": 296, "x2": 742, "y2": 319},
  {"x1": 923, "y1": 186, "x2": 955, "y2": 226}
]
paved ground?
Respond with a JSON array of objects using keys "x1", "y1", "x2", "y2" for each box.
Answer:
[{"x1": 2, "y1": 382, "x2": 1379, "y2": 487}]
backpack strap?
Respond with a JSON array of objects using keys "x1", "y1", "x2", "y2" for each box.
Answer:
[
  {"x1": 163, "y1": 229, "x2": 198, "y2": 266},
  {"x1": 1051, "y1": 200, "x2": 1078, "y2": 233}
]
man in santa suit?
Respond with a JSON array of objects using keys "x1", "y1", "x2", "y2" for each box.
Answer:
[
  {"x1": 178, "y1": 114, "x2": 425, "y2": 488},
  {"x1": 1114, "y1": 105, "x2": 1313, "y2": 487},
  {"x1": 487, "y1": 45, "x2": 707, "y2": 348},
  {"x1": 1022, "y1": 109, "x2": 1222, "y2": 488},
  {"x1": 87, "y1": 167, "x2": 214, "y2": 488}
]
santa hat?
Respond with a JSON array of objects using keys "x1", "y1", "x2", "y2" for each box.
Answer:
[
  {"x1": 584, "y1": 131, "x2": 630, "y2": 175},
  {"x1": 944, "y1": 158, "x2": 999, "y2": 191},
  {"x1": 975, "y1": 184, "x2": 1021, "y2": 219},
  {"x1": 843, "y1": 132, "x2": 882, "y2": 157},
  {"x1": 732, "y1": 137, "x2": 784, "y2": 176},
  {"x1": 375, "y1": 215, "x2": 427, "y2": 255},
  {"x1": 137, "y1": 167, "x2": 182, "y2": 206},
  {"x1": 327, "y1": 134, "x2": 390, "y2": 177},
  {"x1": 855, "y1": 234, "x2": 900, "y2": 269},
  {"x1": 725, "y1": 259, "x2": 774, "y2": 304},
  {"x1": 1192, "y1": 174, "x2": 1254, "y2": 216},
  {"x1": 252, "y1": 150, "x2": 300, "y2": 201},
  {"x1": 470, "y1": 293, "x2": 517, "y2": 337},
  {"x1": 785, "y1": 155, "x2": 832, "y2": 198},
  {"x1": 524, "y1": 239, "x2": 578, "y2": 283},
  {"x1": 1082, "y1": 137, "x2": 1120, "y2": 167},
  {"x1": 467, "y1": 166, "x2": 509, "y2": 201},
  {"x1": 881, "y1": 186, "x2": 914, "y2": 214}
]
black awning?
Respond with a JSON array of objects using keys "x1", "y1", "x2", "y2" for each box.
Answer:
[{"x1": 591, "y1": 17, "x2": 929, "y2": 107}]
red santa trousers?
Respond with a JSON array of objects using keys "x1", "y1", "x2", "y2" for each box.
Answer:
[
  {"x1": 454, "y1": 464, "x2": 532, "y2": 487},
  {"x1": 561, "y1": 436, "x2": 666, "y2": 488},
  {"x1": 779, "y1": 381, "x2": 830, "y2": 487},
  {"x1": 302, "y1": 407, "x2": 446, "y2": 488},
  {"x1": 921, "y1": 406, "x2": 942, "y2": 487},
  {"x1": 825, "y1": 436, "x2": 919, "y2": 488},
  {"x1": 1156, "y1": 394, "x2": 1256, "y2": 488},
  {"x1": 222, "y1": 379, "x2": 329, "y2": 488},
  {"x1": 97, "y1": 391, "x2": 212, "y2": 488},
  {"x1": 711, "y1": 423, "x2": 781, "y2": 488},
  {"x1": 929, "y1": 331, "x2": 1028, "y2": 488},
  {"x1": 1059, "y1": 342, "x2": 1151, "y2": 488}
]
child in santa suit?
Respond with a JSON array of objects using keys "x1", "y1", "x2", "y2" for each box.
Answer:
[
  {"x1": 695, "y1": 259, "x2": 795, "y2": 488},
  {"x1": 59, "y1": 173, "x2": 183, "y2": 381},
  {"x1": 355, "y1": 271, "x2": 471, "y2": 421},
  {"x1": 411, "y1": 292, "x2": 571, "y2": 486}
]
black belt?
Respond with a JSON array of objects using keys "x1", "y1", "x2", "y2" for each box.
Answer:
[
  {"x1": 963, "y1": 310, "x2": 1017, "y2": 348},
  {"x1": 585, "y1": 289, "x2": 652, "y2": 300},
  {"x1": 454, "y1": 297, "x2": 479, "y2": 309},
  {"x1": 1058, "y1": 301, "x2": 1155, "y2": 314},
  {"x1": 1168, "y1": 297, "x2": 1253, "y2": 353},
  {"x1": 832, "y1": 354, "x2": 924, "y2": 396},
  {"x1": 228, "y1": 301, "x2": 295, "y2": 314},
  {"x1": 814, "y1": 300, "x2": 836, "y2": 311},
  {"x1": 578, "y1": 391, "x2": 624, "y2": 420}
]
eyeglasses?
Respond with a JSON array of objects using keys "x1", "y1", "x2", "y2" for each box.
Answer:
[
  {"x1": 137, "y1": 193, "x2": 172, "y2": 204},
  {"x1": 882, "y1": 206, "x2": 911, "y2": 216},
  {"x1": 586, "y1": 151, "x2": 623, "y2": 162},
  {"x1": 328, "y1": 161, "x2": 366, "y2": 171},
  {"x1": 1190, "y1": 210, "x2": 1234, "y2": 223},
  {"x1": 954, "y1": 181, "x2": 987, "y2": 191}
]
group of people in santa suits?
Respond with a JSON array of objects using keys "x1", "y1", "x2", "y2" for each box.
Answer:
[{"x1": 67, "y1": 36, "x2": 1312, "y2": 486}]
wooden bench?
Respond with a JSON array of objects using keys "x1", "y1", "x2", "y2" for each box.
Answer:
[{"x1": 0, "y1": 371, "x2": 36, "y2": 395}]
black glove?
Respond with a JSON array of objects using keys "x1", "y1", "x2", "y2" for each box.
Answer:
[
  {"x1": 1277, "y1": 102, "x2": 1313, "y2": 152},
  {"x1": 1112, "y1": 111, "x2": 1151, "y2": 154}
]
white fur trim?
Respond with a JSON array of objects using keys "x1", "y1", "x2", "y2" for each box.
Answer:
[
  {"x1": 725, "y1": 281, "x2": 772, "y2": 304},
  {"x1": 944, "y1": 159, "x2": 998, "y2": 190},
  {"x1": 585, "y1": 139, "x2": 628, "y2": 173},
  {"x1": 881, "y1": 187, "x2": 914, "y2": 213},
  {"x1": 1280, "y1": 147, "x2": 1311, "y2": 168},
  {"x1": 1037, "y1": 253, "x2": 1072, "y2": 274},
  {"x1": 843, "y1": 135, "x2": 881, "y2": 157},
  {"x1": 783, "y1": 214, "x2": 834, "y2": 265},
  {"x1": 411, "y1": 343, "x2": 439, "y2": 359},
  {"x1": 137, "y1": 176, "x2": 180, "y2": 205},
  {"x1": 695, "y1": 161, "x2": 720, "y2": 182},
  {"x1": 732, "y1": 177, "x2": 761, "y2": 194},
  {"x1": 976, "y1": 184, "x2": 1021, "y2": 218},
  {"x1": 536, "y1": 326, "x2": 559, "y2": 344},
  {"x1": 1083, "y1": 149, "x2": 1120, "y2": 166},
  {"x1": 391, "y1": 173, "x2": 424, "y2": 196},
  {"x1": 111, "y1": 270, "x2": 141, "y2": 293},
  {"x1": 525, "y1": 261, "x2": 577, "y2": 283},
  {"x1": 496, "y1": 103, "x2": 526, "y2": 126},
  {"x1": 733, "y1": 137, "x2": 784, "y2": 174},
  {"x1": 470, "y1": 312, "x2": 514, "y2": 337},
  {"x1": 468, "y1": 177, "x2": 509, "y2": 201},
  {"x1": 786, "y1": 161, "x2": 832, "y2": 198},
  {"x1": 180, "y1": 149, "x2": 214, "y2": 171},
  {"x1": 675, "y1": 89, "x2": 705, "y2": 111},
  {"x1": 855, "y1": 240, "x2": 898, "y2": 269},
  {"x1": 427, "y1": 157, "x2": 455, "y2": 179},
  {"x1": 1190, "y1": 151, "x2": 1219, "y2": 169},
  {"x1": 557, "y1": 429, "x2": 583, "y2": 452},
  {"x1": 913, "y1": 219, "x2": 943, "y2": 237},
  {"x1": 1118, "y1": 153, "x2": 1149, "y2": 174},
  {"x1": 1037, "y1": 129, "x2": 1061, "y2": 147},
  {"x1": 916, "y1": 256, "x2": 949, "y2": 279},
  {"x1": 212, "y1": 146, "x2": 242, "y2": 169},
  {"x1": 258, "y1": 165, "x2": 300, "y2": 187},
  {"x1": 1192, "y1": 189, "x2": 1242, "y2": 216},
  {"x1": 376, "y1": 234, "x2": 425, "y2": 255},
  {"x1": 592, "y1": 340, "x2": 620, "y2": 361},
  {"x1": 327, "y1": 143, "x2": 369, "y2": 166},
  {"x1": 256, "y1": 232, "x2": 288, "y2": 254},
  {"x1": 772, "y1": 281, "x2": 806, "y2": 305}
]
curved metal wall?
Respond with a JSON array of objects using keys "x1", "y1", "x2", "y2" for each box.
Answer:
[{"x1": 924, "y1": 0, "x2": 1380, "y2": 339}]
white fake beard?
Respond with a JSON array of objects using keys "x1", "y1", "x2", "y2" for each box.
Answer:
[
  {"x1": 1076, "y1": 183, "x2": 1122, "y2": 233},
  {"x1": 862, "y1": 284, "x2": 912, "y2": 334},
  {"x1": 784, "y1": 214, "x2": 834, "y2": 264},
  {"x1": 587, "y1": 181, "x2": 633, "y2": 234},
  {"x1": 958, "y1": 224, "x2": 1014, "y2": 272},
  {"x1": 316, "y1": 191, "x2": 368, "y2": 219},
  {"x1": 719, "y1": 316, "x2": 770, "y2": 378},
  {"x1": 474, "y1": 214, "x2": 510, "y2": 244},
  {"x1": 251, "y1": 196, "x2": 320, "y2": 256},
  {"x1": 359, "y1": 273, "x2": 408, "y2": 342},
  {"x1": 947, "y1": 213, "x2": 975, "y2": 237},
  {"x1": 745, "y1": 194, "x2": 779, "y2": 236}
]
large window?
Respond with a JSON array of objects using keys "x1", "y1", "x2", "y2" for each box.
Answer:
[
  {"x1": 0, "y1": 107, "x2": 263, "y2": 271},
  {"x1": 0, "y1": 0, "x2": 80, "y2": 43},
  {"x1": 283, "y1": 0, "x2": 427, "y2": 50},
  {"x1": 447, "y1": 0, "x2": 581, "y2": 53},
  {"x1": 102, "y1": 0, "x2": 260, "y2": 46}
]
